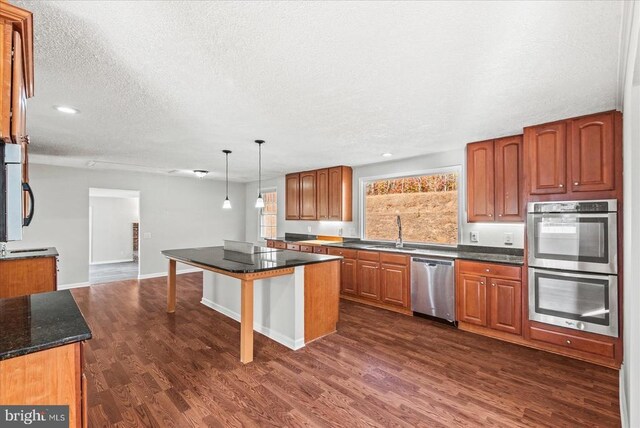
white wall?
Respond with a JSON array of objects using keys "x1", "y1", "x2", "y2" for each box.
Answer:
[
  {"x1": 8, "y1": 164, "x2": 246, "y2": 286},
  {"x1": 90, "y1": 196, "x2": 139, "y2": 264},
  {"x1": 621, "y1": 2, "x2": 640, "y2": 427},
  {"x1": 245, "y1": 148, "x2": 524, "y2": 248}
]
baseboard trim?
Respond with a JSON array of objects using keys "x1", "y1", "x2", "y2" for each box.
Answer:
[
  {"x1": 200, "y1": 297, "x2": 304, "y2": 350},
  {"x1": 58, "y1": 282, "x2": 90, "y2": 290},
  {"x1": 90, "y1": 258, "x2": 134, "y2": 265},
  {"x1": 138, "y1": 268, "x2": 202, "y2": 280},
  {"x1": 620, "y1": 363, "x2": 629, "y2": 428}
]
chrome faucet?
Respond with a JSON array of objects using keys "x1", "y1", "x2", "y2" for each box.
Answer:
[
  {"x1": 395, "y1": 215, "x2": 403, "y2": 248},
  {"x1": 1, "y1": 242, "x2": 6, "y2": 257}
]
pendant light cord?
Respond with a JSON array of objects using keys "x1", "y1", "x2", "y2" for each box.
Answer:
[
  {"x1": 258, "y1": 142, "x2": 262, "y2": 196},
  {"x1": 225, "y1": 152, "x2": 229, "y2": 198}
]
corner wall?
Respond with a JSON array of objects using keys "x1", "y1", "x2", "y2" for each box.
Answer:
[{"x1": 8, "y1": 164, "x2": 247, "y2": 286}]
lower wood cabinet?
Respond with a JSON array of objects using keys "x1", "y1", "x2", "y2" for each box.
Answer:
[
  {"x1": 456, "y1": 260, "x2": 522, "y2": 336},
  {"x1": 328, "y1": 248, "x2": 411, "y2": 314},
  {"x1": 0, "y1": 256, "x2": 58, "y2": 299}
]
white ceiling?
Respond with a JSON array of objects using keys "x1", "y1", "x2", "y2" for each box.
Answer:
[{"x1": 20, "y1": 1, "x2": 624, "y2": 182}]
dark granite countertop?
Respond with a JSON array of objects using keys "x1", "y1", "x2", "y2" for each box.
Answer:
[
  {"x1": 324, "y1": 242, "x2": 524, "y2": 265},
  {"x1": 162, "y1": 246, "x2": 342, "y2": 273},
  {"x1": 0, "y1": 247, "x2": 58, "y2": 261},
  {"x1": 0, "y1": 290, "x2": 92, "y2": 361}
]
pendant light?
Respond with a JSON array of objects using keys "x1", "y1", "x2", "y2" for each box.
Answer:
[
  {"x1": 255, "y1": 140, "x2": 265, "y2": 208},
  {"x1": 222, "y1": 149, "x2": 232, "y2": 209}
]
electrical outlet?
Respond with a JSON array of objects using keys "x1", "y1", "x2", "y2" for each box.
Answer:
[
  {"x1": 470, "y1": 231, "x2": 479, "y2": 243},
  {"x1": 504, "y1": 232, "x2": 514, "y2": 245},
  {"x1": 307, "y1": 226, "x2": 312, "y2": 233},
  {"x1": 338, "y1": 228, "x2": 343, "y2": 236},
  {"x1": 143, "y1": 232, "x2": 152, "y2": 239}
]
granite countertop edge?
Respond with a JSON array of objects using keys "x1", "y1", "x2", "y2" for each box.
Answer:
[
  {"x1": 0, "y1": 332, "x2": 92, "y2": 361},
  {"x1": 0, "y1": 247, "x2": 59, "y2": 261}
]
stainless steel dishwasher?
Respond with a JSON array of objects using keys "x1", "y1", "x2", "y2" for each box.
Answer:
[{"x1": 411, "y1": 257, "x2": 455, "y2": 323}]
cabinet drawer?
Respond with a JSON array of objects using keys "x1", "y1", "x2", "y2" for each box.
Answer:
[
  {"x1": 274, "y1": 241, "x2": 287, "y2": 249},
  {"x1": 380, "y1": 252, "x2": 409, "y2": 265},
  {"x1": 357, "y1": 250, "x2": 380, "y2": 262},
  {"x1": 286, "y1": 243, "x2": 300, "y2": 251},
  {"x1": 458, "y1": 260, "x2": 521, "y2": 280},
  {"x1": 327, "y1": 248, "x2": 357, "y2": 259},
  {"x1": 266, "y1": 240, "x2": 274, "y2": 248},
  {"x1": 529, "y1": 326, "x2": 615, "y2": 358},
  {"x1": 300, "y1": 245, "x2": 313, "y2": 253},
  {"x1": 313, "y1": 246, "x2": 328, "y2": 255}
]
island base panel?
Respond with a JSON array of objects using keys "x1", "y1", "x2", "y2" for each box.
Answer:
[
  {"x1": 167, "y1": 259, "x2": 176, "y2": 313},
  {"x1": 304, "y1": 260, "x2": 341, "y2": 343}
]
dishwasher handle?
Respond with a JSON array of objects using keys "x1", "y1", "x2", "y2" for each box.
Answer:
[{"x1": 412, "y1": 258, "x2": 454, "y2": 267}]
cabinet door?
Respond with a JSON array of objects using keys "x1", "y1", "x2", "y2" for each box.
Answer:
[
  {"x1": 340, "y1": 257, "x2": 357, "y2": 296},
  {"x1": 11, "y1": 31, "x2": 27, "y2": 145},
  {"x1": 570, "y1": 112, "x2": 615, "y2": 192},
  {"x1": 526, "y1": 122, "x2": 567, "y2": 194},
  {"x1": 381, "y1": 262, "x2": 408, "y2": 308},
  {"x1": 357, "y1": 260, "x2": 380, "y2": 300},
  {"x1": 328, "y1": 166, "x2": 343, "y2": 220},
  {"x1": 300, "y1": 171, "x2": 317, "y2": 220},
  {"x1": 494, "y1": 136, "x2": 523, "y2": 221},
  {"x1": 316, "y1": 168, "x2": 329, "y2": 220},
  {"x1": 0, "y1": 24, "x2": 11, "y2": 142},
  {"x1": 457, "y1": 273, "x2": 487, "y2": 326},
  {"x1": 489, "y1": 278, "x2": 521, "y2": 335},
  {"x1": 285, "y1": 173, "x2": 300, "y2": 220},
  {"x1": 467, "y1": 141, "x2": 495, "y2": 222}
]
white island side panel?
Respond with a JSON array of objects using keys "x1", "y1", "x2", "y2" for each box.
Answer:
[{"x1": 201, "y1": 266, "x2": 305, "y2": 350}]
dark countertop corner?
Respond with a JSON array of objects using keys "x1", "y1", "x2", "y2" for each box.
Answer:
[{"x1": 0, "y1": 290, "x2": 92, "y2": 361}]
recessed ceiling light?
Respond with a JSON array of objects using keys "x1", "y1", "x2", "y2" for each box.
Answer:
[
  {"x1": 381, "y1": 153, "x2": 393, "y2": 157},
  {"x1": 54, "y1": 105, "x2": 79, "y2": 114},
  {"x1": 193, "y1": 169, "x2": 209, "y2": 179}
]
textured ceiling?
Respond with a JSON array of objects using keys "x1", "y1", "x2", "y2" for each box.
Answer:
[{"x1": 19, "y1": 1, "x2": 623, "y2": 181}]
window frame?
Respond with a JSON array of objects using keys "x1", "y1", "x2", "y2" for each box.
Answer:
[
  {"x1": 359, "y1": 166, "x2": 463, "y2": 247},
  {"x1": 258, "y1": 187, "x2": 278, "y2": 242}
]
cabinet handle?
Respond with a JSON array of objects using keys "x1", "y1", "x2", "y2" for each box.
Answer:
[
  {"x1": 559, "y1": 184, "x2": 564, "y2": 188},
  {"x1": 498, "y1": 214, "x2": 502, "y2": 217},
  {"x1": 492, "y1": 283, "x2": 496, "y2": 287},
  {"x1": 480, "y1": 281, "x2": 485, "y2": 285},
  {"x1": 574, "y1": 182, "x2": 579, "y2": 186},
  {"x1": 488, "y1": 214, "x2": 492, "y2": 217},
  {"x1": 485, "y1": 269, "x2": 490, "y2": 272},
  {"x1": 566, "y1": 340, "x2": 572, "y2": 345}
]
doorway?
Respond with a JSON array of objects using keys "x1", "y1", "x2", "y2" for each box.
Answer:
[{"x1": 88, "y1": 188, "x2": 140, "y2": 285}]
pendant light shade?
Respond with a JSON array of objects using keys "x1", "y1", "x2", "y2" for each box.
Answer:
[
  {"x1": 222, "y1": 150, "x2": 232, "y2": 209},
  {"x1": 255, "y1": 140, "x2": 265, "y2": 208}
]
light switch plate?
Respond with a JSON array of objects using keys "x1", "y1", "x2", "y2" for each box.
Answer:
[
  {"x1": 504, "y1": 232, "x2": 513, "y2": 245},
  {"x1": 470, "y1": 231, "x2": 479, "y2": 243},
  {"x1": 143, "y1": 232, "x2": 152, "y2": 239}
]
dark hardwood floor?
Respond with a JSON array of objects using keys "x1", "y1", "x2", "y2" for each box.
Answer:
[{"x1": 71, "y1": 273, "x2": 620, "y2": 427}]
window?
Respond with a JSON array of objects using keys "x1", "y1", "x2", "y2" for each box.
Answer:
[
  {"x1": 259, "y1": 190, "x2": 277, "y2": 240},
  {"x1": 362, "y1": 169, "x2": 459, "y2": 245}
]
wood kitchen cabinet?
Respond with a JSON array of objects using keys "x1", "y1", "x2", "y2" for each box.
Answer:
[
  {"x1": 525, "y1": 111, "x2": 621, "y2": 200},
  {"x1": 285, "y1": 166, "x2": 352, "y2": 221},
  {"x1": 380, "y1": 253, "x2": 410, "y2": 308},
  {"x1": 456, "y1": 260, "x2": 522, "y2": 336},
  {"x1": 0, "y1": 255, "x2": 58, "y2": 299},
  {"x1": 328, "y1": 247, "x2": 410, "y2": 314},
  {"x1": 467, "y1": 135, "x2": 523, "y2": 222},
  {"x1": 285, "y1": 173, "x2": 300, "y2": 220},
  {"x1": 300, "y1": 170, "x2": 317, "y2": 220}
]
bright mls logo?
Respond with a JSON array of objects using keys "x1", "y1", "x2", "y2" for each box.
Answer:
[{"x1": 0, "y1": 406, "x2": 68, "y2": 427}]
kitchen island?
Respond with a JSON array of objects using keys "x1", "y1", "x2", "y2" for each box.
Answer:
[{"x1": 161, "y1": 246, "x2": 341, "y2": 363}]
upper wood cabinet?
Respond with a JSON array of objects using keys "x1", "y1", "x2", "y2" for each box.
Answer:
[
  {"x1": 467, "y1": 135, "x2": 523, "y2": 223},
  {"x1": 570, "y1": 113, "x2": 615, "y2": 192},
  {"x1": 0, "y1": 3, "x2": 33, "y2": 144},
  {"x1": 300, "y1": 171, "x2": 317, "y2": 220},
  {"x1": 285, "y1": 165, "x2": 352, "y2": 221},
  {"x1": 285, "y1": 173, "x2": 300, "y2": 220},
  {"x1": 525, "y1": 111, "x2": 621, "y2": 200},
  {"x1": 316, "y1": 168, "x2": 329, "y2": 220}
]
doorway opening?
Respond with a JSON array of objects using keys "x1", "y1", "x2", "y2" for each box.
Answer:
[{"x1": 89, "y1": 188, "x2": 140, "y2": 285}]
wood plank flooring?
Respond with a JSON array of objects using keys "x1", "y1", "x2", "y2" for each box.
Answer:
[{"x1": 71, "y1": 273, "x2": 620, "y2": 427}]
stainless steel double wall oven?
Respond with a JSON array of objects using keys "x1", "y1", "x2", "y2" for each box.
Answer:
[{"x1": 527, "y1": 200, "x2": 618, "y2": 337}]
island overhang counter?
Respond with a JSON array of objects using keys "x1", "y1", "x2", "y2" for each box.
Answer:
[{"x1": 161, "y1": 246, "x2": 341, "y2": 363}]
